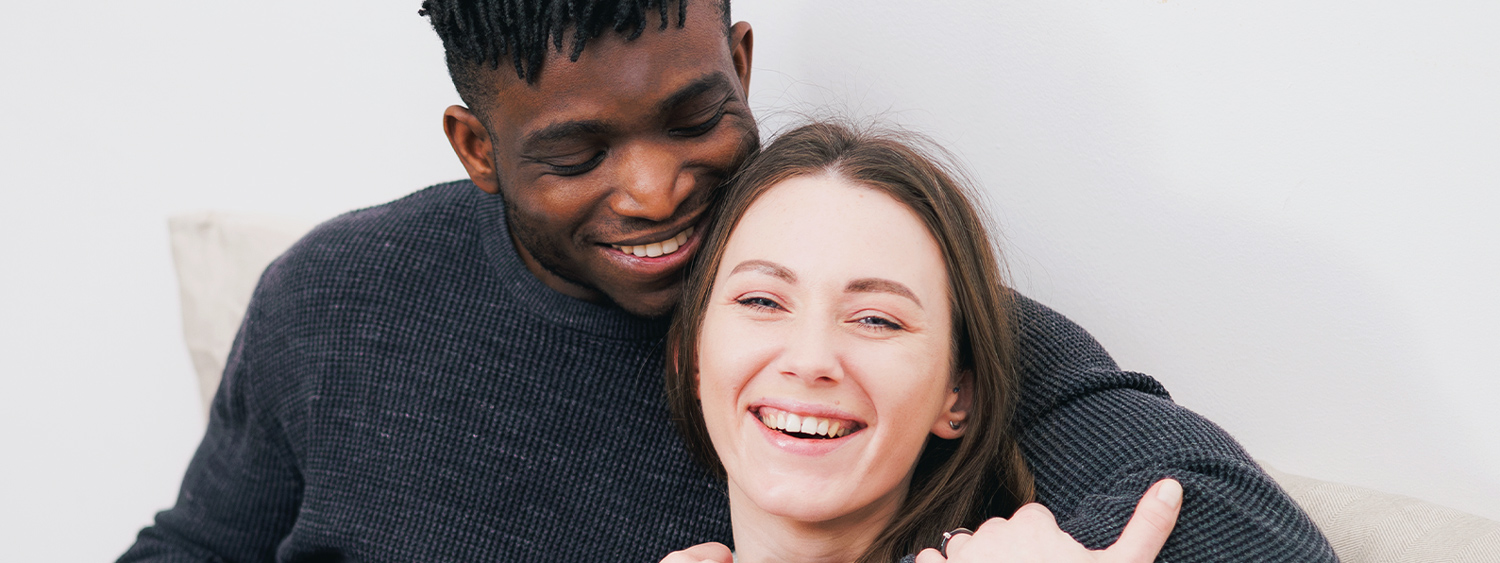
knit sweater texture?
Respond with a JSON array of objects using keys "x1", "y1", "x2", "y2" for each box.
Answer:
[{"x1": 120, "y1": 181, "x2": 1336, "y2": 562}]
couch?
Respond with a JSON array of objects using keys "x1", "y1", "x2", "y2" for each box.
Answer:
[{"x1": 167, "y1": 211, "x2": 1500, "y2": 563}]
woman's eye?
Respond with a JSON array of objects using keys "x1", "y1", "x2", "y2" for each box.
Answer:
[
  {"x1": 736, "y1": 296, "x2": 782, "y2": 311},
  {"x1": 545, "y1": 150, "x2": 606, "y2": 176},
  {"x1": 670, "y1": 105, "x2": 727, "y2": 137},
  {"x1": 854, "y1": 315, "x2": 905, "y2": 331}
]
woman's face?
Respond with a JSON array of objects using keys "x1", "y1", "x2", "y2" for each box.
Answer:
[{"x1": 697, "y1": 174, "x2": 963, "y2": 526}]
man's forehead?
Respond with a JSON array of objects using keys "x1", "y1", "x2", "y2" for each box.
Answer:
[
  {"x1": 486, "y1": 9, "x2": 735, "y2": 131},
  {"x1": 507, "y1": 6, "x2": 728, "y2": 91}
]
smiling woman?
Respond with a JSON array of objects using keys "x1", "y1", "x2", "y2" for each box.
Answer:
[{"x1": 664, "y1": 121, "x2": 1037, "y2": 562}]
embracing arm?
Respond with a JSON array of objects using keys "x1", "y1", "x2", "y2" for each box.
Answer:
[
  {"x1": 118, "y1": 281, "x2": 303, "y2": 562},
  {"x1": 1008, "y1": 294, "x2": 1335, "y2": 562}
]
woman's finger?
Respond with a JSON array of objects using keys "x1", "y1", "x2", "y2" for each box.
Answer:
[
  {"x1": 941, "y1": 529, "x2": 974, "y2": 557},
  {"x1": 1104, "y1": 478, "x2": 1182, "y2": 562}
]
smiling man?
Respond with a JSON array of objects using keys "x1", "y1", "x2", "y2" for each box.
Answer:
[
  {"x1": 118, "y1": 1, "x2": 1333, "y2": 562},
  {"x1": 437, "y1": 0, "x2": 755, "y2": 316}
]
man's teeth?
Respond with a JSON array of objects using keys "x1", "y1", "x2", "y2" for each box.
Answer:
[
  {"x1": 612, "y1": 227, "x2": 693, "y2": 258},
  {"x1": 758, "y1": 408, "x2": 851, "y2": 438}
]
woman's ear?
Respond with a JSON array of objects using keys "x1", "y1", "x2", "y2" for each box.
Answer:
[{"x1": 932, "y1": 369, "x2": 973, "y2": 439}]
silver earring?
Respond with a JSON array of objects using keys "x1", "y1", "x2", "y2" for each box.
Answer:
[{"x1": 949, "y1": 420, "x2": 962, "y2": 430}]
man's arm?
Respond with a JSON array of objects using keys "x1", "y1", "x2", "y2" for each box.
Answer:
[
  {"x1": 118, "y1": 281, "x2": 303, "y2": 562},
  {"x1": 1009, "y1": 294, "x2": 1336, "y2": 562}
]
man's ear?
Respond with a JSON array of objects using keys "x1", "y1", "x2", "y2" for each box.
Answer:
[
  {"x1": 729, "y1": 22, "x2": 753, "y2": 97},
  {"x1": 932, "y1": 369, "x2": 973, "y2": 439},
  {"x1": 443, "y1": 105, "x2": 501, "y2": 194}
]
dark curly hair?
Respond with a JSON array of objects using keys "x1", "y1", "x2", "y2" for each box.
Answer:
[{"x1": 420, "y1": 0, "x2": 731, "y2": 111}]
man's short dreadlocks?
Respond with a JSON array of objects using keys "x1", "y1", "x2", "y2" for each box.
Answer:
[{"x1": 419, "y1": 0, "x2": 731, "y2": 111}]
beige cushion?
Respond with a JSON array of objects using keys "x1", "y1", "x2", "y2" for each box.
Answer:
[
  {"x1": 168, "y1": 211, "x2": 320, "y2": 414},
  {"x1": 1264, "y1": 463, "x2": 1500, "y2": 562}
]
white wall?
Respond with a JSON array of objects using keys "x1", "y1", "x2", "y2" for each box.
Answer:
[
  {"x1": 2, "y1": 1, "x2": 1495, "y2": 560},
  {"x1": 734, "y1": 0, "x2": 1500, "y2": 521}
]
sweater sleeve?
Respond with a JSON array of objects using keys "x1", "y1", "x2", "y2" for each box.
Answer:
[
  {"x1": 1009, "y1": 294, "x2": 1336, "y2": 562},
  {"x1": 117, "y1": 275, "x2": 303, "y2": 563}
]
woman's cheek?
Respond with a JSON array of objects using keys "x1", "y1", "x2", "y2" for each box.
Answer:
[
  {"x1": 699, "y1": 315, "x2": 768, "y2": 402},
  {"x1": 869, "y1": 345, "x2": 951, "y2": 428}
]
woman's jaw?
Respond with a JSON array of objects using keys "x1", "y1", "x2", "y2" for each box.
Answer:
[
  {"x1": 724, "y1": 399, "x2": 915, "y2": 563},
  {"x1": 725, "y1": 470, "x2": 910, "y2": 563},
  {"x1": 726, "y1": 394, "x2": 914, "y2": 563}
]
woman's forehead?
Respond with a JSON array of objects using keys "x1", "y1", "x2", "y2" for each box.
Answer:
[{"x1": 721, "y1": 175, "x2": 948, "y2": 297}]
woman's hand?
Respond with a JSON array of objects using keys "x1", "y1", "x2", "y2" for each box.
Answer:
[
  {"x1": 915, "y1": 478, "x2": 1182, "y2": 563},
  {"x1": 659, "y1": 542, "x2": 734, "y2": 563}
]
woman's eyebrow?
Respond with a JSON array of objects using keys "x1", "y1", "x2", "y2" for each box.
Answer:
[
  {"x1": 728, "y1": 259, "x2": 797, "y2": 283},
  {"x1": 846, "y1": 278, "x2": 922, "y2": 308}
]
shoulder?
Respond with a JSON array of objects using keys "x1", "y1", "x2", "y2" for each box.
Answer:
[
  {"x1": 275, "y1": 180, "x2": 480, "y2": 270},
  {"x1": 255, "y1": 180, "x2": 484, "y2": 299},
  {"x1": 1008, "y1": 292, "x2": 1169, "y2": 427},
  {"x1": 234, "y1": 179, "x2": 499, "y2": 351}
]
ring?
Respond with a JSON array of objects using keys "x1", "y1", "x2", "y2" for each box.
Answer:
[{"x1": 940, "y1": 527, "x2": 974, "y2": 558}]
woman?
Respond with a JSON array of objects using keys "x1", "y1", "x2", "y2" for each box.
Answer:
[{"x1": 661, "y1": 122, "x2": 1181, "y2": 563}]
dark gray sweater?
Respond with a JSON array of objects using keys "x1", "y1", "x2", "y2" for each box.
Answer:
[{"x1": 120, "y1": 181, "x2": 1335, "y2": 562}]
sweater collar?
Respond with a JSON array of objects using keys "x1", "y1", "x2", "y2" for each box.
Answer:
[{"x1": 472, "y1": 185, "x2": 672, "y2": 341}]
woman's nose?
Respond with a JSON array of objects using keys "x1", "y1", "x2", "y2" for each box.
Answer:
[{"x1": 773, "y1": 317, "x2": 843, "y2": 386}]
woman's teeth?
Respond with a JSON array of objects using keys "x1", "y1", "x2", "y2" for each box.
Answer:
[
  {"x1": 758, "y1": 408, "x2": 852, "y2": 439},
  {"x1": 612, "y1": 227, "x2": 693, "y2": 258}
]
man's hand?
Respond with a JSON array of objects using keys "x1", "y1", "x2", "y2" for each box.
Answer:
[
  {"x1": 915, "y1": 478, "x2": 1182, "y2": 563},
  {"x1": 659, "y1": 542, "x2": 734, "y2": 563}
]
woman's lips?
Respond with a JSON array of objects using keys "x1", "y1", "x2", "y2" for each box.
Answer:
[
  {"x1": 756, "y1": 406, "x2": 859, "y2": 438},
  {"x1": 747, "y1": 401, "x2": 866, "y2": 456}
]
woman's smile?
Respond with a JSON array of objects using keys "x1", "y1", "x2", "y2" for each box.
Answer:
[
  {"x1": 743, "y1": 401, "x2": 870, "y2": 459},
  {"x1": 755, "y1": 406, "x2": 860, "y2": 440}
]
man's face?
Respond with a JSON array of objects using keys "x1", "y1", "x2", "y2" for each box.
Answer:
[{"x1": 447, "y1": 5, "x2": 756, "y2": 318}]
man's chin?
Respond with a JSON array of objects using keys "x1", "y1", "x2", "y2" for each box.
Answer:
[{"x1": 608, "y1": 284, "x2": 683, "y2": 319}]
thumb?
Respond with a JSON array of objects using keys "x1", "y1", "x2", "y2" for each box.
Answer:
[{"x1": 1104, "y1": 478, "x2": 1182, "y2": 562}]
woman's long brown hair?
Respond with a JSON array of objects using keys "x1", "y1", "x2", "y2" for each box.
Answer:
[{"x1": 665, "y1": 121, "x2": 1035, "y2": 563}]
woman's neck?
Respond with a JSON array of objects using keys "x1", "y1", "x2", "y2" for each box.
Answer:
[{"x1": 726, "y1": 480, "x2": 904, "y2": 563}]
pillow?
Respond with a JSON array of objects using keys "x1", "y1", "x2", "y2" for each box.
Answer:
[
  {"x1": 1263, "y1": 463, "x2": 1500, "y2": 563},
  {"x1": 168, "y1": 211, "x2": 319, "y2": 414}
]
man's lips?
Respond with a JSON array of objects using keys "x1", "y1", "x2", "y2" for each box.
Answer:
[
  {"x1": 594, "y1": 221, "x2": 704, "y2": 280},
  {"x1": 607, "y1": 226, "x2": 694, "y2": 258}
]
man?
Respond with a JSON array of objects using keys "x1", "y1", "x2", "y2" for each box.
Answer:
[{"x1": 120, "y1": 1, "x2": 1333, "y2": 561}]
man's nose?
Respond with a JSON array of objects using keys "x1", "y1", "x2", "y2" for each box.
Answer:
[{"x1": 608, "y1": 143, "x2": 693, "y2": 222}]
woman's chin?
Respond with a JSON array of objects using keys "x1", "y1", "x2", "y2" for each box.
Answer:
[
  {"x1": 733, "y1": 470, "x2": 895, "y2": 527},
  {"x1": 750, "y1": 484, "x2": 859, "y2": 524}
]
